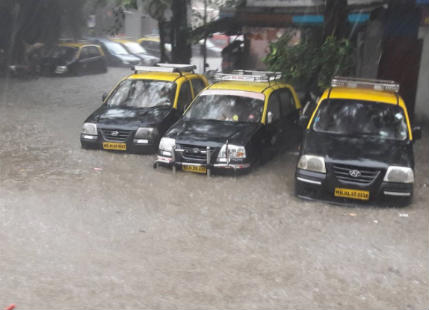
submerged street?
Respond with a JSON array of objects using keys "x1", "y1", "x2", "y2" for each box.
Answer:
[{"x1": 0, "y1": 69, "x2": 428, "y2": 309}]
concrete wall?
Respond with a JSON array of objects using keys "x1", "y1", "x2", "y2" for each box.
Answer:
[
  {"x1": 415, "y1": 27, "x2": 429, "y2": 121},
  {"x1": 356, "y1": 19, "x2": 383, "y2": 78},
  {"x1": 124, "y1": 10, "x2": 142, "y2": 39},
  {"x1": 124, "y1": 9, "x2": 158, "y2": 38}
]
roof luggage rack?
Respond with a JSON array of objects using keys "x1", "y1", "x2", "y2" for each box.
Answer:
[
  {"x1": 58, "y1": 38, "x2": 91, "y2": 44},
  {"x1": 215, "y1": 70, "x2": 283, "y2": 83},
  {"x1": 331, "y1": 76, "x2": 400, "y2": 93},
  {"x1": 133, "y1": 63, "x2": 196, "y2": 75}
]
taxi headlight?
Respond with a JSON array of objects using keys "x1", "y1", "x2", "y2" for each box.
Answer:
[
  {"x1": 55, "y1": 66, "x2": 68, "y2": 74},
  {"x1": 217, "y1": 144, "x2": 246, "y2": 162},
  {"x1": 297, "y1": 155, "x2": 326, "y2": 173},
  {"x1": 159, "y1": 137, "x2": 175, "y2": 156},
  {"x1": 81, "y1": 123, "x2": 98, "y2": 136},
  {"x1": 383, "y1": 166, "x2": 414, "y2": 183},
  {"x1": 135, "y1": 127, "x2": 159, "y2": 139}
]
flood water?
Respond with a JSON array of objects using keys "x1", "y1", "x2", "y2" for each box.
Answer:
[{"x1": 0, "y1": 68, "x2": 428, "y2": 309}]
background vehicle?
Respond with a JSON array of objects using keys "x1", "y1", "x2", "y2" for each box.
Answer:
[
  {"x1": 196, "y1": 39, "x2": 223, "y2": 57},
  {"x1": 137, "y1": 36, "x2": 171, "y2": 60},
  {"x1": 295, "y1": 77, "x2": 422, "y2": 206},
  {"x1": 89, "y1": 38, "x2": 141, "y2": 67},
  {"x1": 80, "y1": 64, "x2": 208, "y2": 154},
  {"x1": 113, "y1": 38, "x2": 159, "y2": 65},
  {"x1": 40, "y1": 42, "x2": 107, "y2": 76},
  {"x1": 155, "y1": 70, "x2": 302, "y2": 175}
]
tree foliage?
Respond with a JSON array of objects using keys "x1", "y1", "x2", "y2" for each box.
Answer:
[
  {"x1": 264, "y1": 0, "x2": 353, "y2": 94},
  {"x1": 264, "y1": 33, "x2": 354, "y2": 93},
  {"x1": 0, "y1": 0, "x2": 85, "y2": 63}
]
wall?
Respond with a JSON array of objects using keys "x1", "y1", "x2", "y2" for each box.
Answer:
[
  {"x1": 124, "y1": 10, "x2": 142, "y2": 39},
  {"x1": 415, "y1": 27, "x2": 429, "y2": 121}
]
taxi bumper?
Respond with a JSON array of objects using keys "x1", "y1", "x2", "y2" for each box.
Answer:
[{"x1": 295, "y1": 168, "x2": 413, "y2": 206}]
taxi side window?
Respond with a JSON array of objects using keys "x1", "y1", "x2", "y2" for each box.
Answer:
[
  {"x1": 88, "y1": 46, "x2": 101, "y2": 57},
  {"x1": 177, "y1": 81, "x2": 192, "y2": 112},
  {"x1": 279, "y1": 89, "x2": 296, "y2": 117},
  {"x1": 191, "y1": 78, "x2": 206, "y2": 96},
  {"x1": 267, "y1": 91, "x2": 281, "y2": 122},
  {"x1": 80, "y1": 47, "x2": 89, "y2": 59}
]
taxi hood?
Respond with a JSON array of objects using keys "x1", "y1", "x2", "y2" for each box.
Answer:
[
  {"x1": 302, "y1": 131, "x2": 414, "y2": 168},
  {"x1": 88, "y1": 106, "x2": 172, "y2": 128},
  {"x1": 165, "y1": 119, "x2": 260, "y2": 146}
]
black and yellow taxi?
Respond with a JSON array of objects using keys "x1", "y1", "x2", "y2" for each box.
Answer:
[
  {"x1": 155, "y1": 70, "x2": 302, "y2": 175},
  {"x1": 295, "y1": 77, "x2": 422, "y2": 206},
  {"x1": 80, "y1": 64, "x2": 208, "y2": 153},
  {"x1": 41, "y1": 42, "x2": 107, "y2": 75}
]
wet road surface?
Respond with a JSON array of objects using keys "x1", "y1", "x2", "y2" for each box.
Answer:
[{"x1": 0, "y1": 69, "x2": 428, "y2": 309}]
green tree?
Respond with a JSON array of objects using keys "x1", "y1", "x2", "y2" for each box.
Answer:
[
  {"x1": 264, "y1": 34, "x2": 354, "y2": 93},
  {"x1": 143, "y1": 0, "x2": 191, "y2": 63},
  {"x1": 0, "y1": 0, "x2": 85, "y2": 63},
  {"x1": 264, "y1": 0, "x2": 353, "y2": 94}
]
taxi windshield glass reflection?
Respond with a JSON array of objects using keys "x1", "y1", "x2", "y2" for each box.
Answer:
[
  {"x1": 312, "y1": 99, "x2": 408, "y2": 140},
  {"x1": 184, "y1": 95, "x2": 264, "y2": 123},
  {"x1": 107, "y1": 79, "x2": 176, "y2": 109}
]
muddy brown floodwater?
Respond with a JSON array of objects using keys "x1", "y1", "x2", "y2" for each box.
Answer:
[{"x1": 0, "y1": 68, "x2": 428, "y2": 309}]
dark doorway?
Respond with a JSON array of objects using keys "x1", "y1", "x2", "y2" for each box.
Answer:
[
  {"x1": 378, "y1": 38, "x2": 423, "y2": 122},
  {"x1": 378, "y1": 1, "x2": 423, "y2": 122}
]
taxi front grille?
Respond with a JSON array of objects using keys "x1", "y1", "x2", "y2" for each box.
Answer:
[
  {"x1": 101, "y1": 129, "x2": 132, "y2": 142},
  {"x1": 177, "y1": 144, "x2": 212, "y2": 161},
  {"x1": 333, "y1": 164, "x2": 380, "y2": 185}
]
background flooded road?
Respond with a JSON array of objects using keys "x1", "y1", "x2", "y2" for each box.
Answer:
[{"x1": 0, "y1": 69, "x2": 428, "y2": 309}]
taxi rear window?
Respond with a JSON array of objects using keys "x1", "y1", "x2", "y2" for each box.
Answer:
[{"x1": 312, "y1": 99, "x2": 408, "y2": 141}]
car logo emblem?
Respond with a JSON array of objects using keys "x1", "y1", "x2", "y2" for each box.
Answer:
[
  {"x1": 349, "y1": 170, "x2": 361, "y2": 178},
  {"x1": 111, "y1": 130, "x2": 119, "y2": 136},
  {"x1": 192, "y1": 148, "x2": 199, "y2": 154}
]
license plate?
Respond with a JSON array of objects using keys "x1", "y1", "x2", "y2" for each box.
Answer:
[
  {"x1": 102, "y1": 142, "x2": 127, "y2": 151},
  {"x1": 182, "y1": 165, "x2": 207, "y2": 174},
  {"x1": 334, "y1": 188, "x2": 370, "y2": 201}
]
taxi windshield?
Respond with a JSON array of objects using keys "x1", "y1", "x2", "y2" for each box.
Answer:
[
  {"x1": 107, "y1": 79, "x2": 176, "y2": 108},
  {"x1": 124, "y1": 42, "x2": 146, "y2": 54},
  {"x1": 104, "y1": 41, "x2": 128, "y2": 55},
  {"x1": 312, "y1": 99, "x2": 408, "y2": 140},
  {"x1": 184, "y1": 94, "x2": 264, "y2": 123}
]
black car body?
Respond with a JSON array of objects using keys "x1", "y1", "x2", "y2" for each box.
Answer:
[
  {"x1": 90, "y1": 38, "x2": 141, "y2": 67},
  {"x1": 41, "y1": 43, "x2": 107, "y2": 75},
  {"x1": 80, "y1": 65, "x2": 208, "y2": 154},
  {"x1": 137, "y1": 37, "x2": 171, "y2": 60},
  {"x1": 113, "y1": 39, "x2": 160, "y2": 66},
  {"x1": 155, "y1": 71, "x2": 302, "y2": 175},
  {"x1": 295, "y1": 77, "x2": 422, "y2": 206}
]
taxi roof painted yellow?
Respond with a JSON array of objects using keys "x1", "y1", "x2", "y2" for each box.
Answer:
[
  {"x1": 208, "y1": 80, "x2": 291, "y2": 94},
  {"x1": 322, "y1": 87, "x2": 406, "y2": 108},
  {"x1": 112, "y1": 38, "x2": 136, "y2": 44},
  {"x1": 137, "y1": 37, "x2": 160, "y2": 43},
  {"x1": 128, "y1": 71, "x2": 200, "y2": 82}
]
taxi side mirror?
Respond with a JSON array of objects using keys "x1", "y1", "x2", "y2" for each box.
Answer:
[
  {"x1": 102, "y1": 92, "x2": 108, "y2": 102},
  {"x1": 413, "y1": 126, "x2": 422, "y2": 141},
  {"x1": 267, "y1": 111, "x2": 273, "y2": 124}
]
